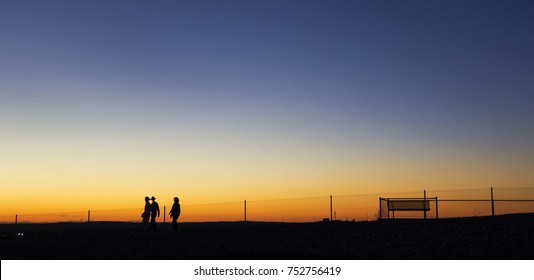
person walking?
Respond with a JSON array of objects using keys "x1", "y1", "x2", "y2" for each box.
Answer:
[
  {"x1": 150, "y1": 196, "x2": 160, "y2": 232},
  {"x1": 169, "y1": 197, "x2": 181, "y2": 231},
  {"x1": 141, "y1": 196, "x2": 151, "y2": 231}
]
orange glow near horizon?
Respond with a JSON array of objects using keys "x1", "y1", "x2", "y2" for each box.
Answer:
[
  {"x1": 2, "y1": 188, "x2": 534, "y2": 223},
  {"x1": 2, "y1": 104, "x2": 534, "y2": 223},
  {"x1": 3, "y1": 140, "x2": 534, "y2": 222}
]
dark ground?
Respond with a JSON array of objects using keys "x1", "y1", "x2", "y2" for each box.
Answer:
[{"x1": 1, "y1": 213, "x2": 533, "y2": 259}]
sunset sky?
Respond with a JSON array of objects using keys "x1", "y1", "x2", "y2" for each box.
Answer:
[{"x1": 1, "y1": 1, "x2": 534, "y2": 221}]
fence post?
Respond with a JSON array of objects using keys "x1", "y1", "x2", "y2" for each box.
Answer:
[
  {"x1": 244, "y1": 200, "x2": 247, "y2": 222},
  {"x1": 491, "y1": 187, "x2": 495, "y2": 217},
  {"x1": 378, "y1": 197, "x2": 382, "y2": 220},
  {"x1": 387, "y1": 199, "x2": 390, "y2": 220},
  {"x1": 436, "y1": 197, "x2": 439, "y2": 220},
  {"x1": 330, "y1": 195, "x2": 333, "y2": 221},
  {"x1": 424, "y1": 190, "x2": 427, "y2": 220}
]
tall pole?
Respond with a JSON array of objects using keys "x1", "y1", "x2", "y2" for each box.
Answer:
[
  {"x1": 424, "y1": 190, "x2": 427, "y2": 220},
  {"x1": 330, "y1": 195, "x2": 333, "y2": 221},
  {"x1": 163, "y1": 206, "x2": 166, "y2": 224},
  {"x1": 244, "y1": 200, "x2": 247, "y2": 222},
  {"x1": 387, "y1": 199, "x2": 390, "y2": 220},
  {"x1": 491, "y1": 187, "x2": 495, "y2": 217},
  {"x1": 436, "y1": 197, "x2": 439, "y2": 220},
  {"x1": 87, "y1": 210, "x2": 90, "y2": 224},
  {"x1": 378, "y1": 197, "x2": 382, "y2": 220}
]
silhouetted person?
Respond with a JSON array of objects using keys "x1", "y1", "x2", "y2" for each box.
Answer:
[
  {"x1": 142, "y1": 196, "x2": 151, "y2": 231},
  {"x1": 150, "y1": 196, "x2": 160, "y2": 232},
  {"x1": 169, "y1": 197, "x2": 181, "y2": 231}
]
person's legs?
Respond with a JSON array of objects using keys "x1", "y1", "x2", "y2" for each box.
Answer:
[
  {"x1": 150, "y1": 212, "x2": 157, "y2": 232},
  {"x1": 172, "y1": 216, "x2": 178, "y2": 231},
  {"x1": 142, "y1": 215, "x2": 149, "y2": 231}
]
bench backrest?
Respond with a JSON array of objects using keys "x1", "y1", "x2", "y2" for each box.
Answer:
[{"x1": 388, "y1": 200, "x2": 430, "y2": 211}]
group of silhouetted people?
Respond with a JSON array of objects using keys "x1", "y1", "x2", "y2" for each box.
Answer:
[{"x1": 142, "y1": 196, "x2": 181, "y2": 232}]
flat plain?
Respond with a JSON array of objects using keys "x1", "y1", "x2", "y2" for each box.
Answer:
[{"x1": 1, "y1": 213, "x2": 533, "y2": 259}]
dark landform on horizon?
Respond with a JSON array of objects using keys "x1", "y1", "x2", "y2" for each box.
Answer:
[{"x1": 1, "y1": 213, "x2": 533, "y2": 260}]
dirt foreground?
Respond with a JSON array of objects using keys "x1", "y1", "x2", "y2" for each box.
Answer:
[{"x1": 1, "y1": 213, "x2": 533, "y2": 259}]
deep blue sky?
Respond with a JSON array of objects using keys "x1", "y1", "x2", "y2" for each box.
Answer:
[
  {"x1": 3, "y1": 1, "x2": 533, "y2": 121},
  {"x1": 1, "y1": 1, "x2": 534, "y2": 203}
]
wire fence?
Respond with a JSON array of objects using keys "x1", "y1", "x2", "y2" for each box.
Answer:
[
  {"x1": 379, "y1": 187, "x2": 534, "y2": 219},
  {"x1": 1, "y1": 187, "x2": 533, "y2": 224}
]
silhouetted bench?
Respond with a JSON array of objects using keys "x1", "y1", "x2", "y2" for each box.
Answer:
[
  {"x1": 388, "y1": 200, "x2": 430, "y2": 212},
  {"x1": 380, "y1": 198, "x2": 437, "y2": 219}
]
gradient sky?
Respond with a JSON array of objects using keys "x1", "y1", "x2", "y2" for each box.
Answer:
[{"x1": 1, "y1": 0, "x2": 534, "y2": 218}]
